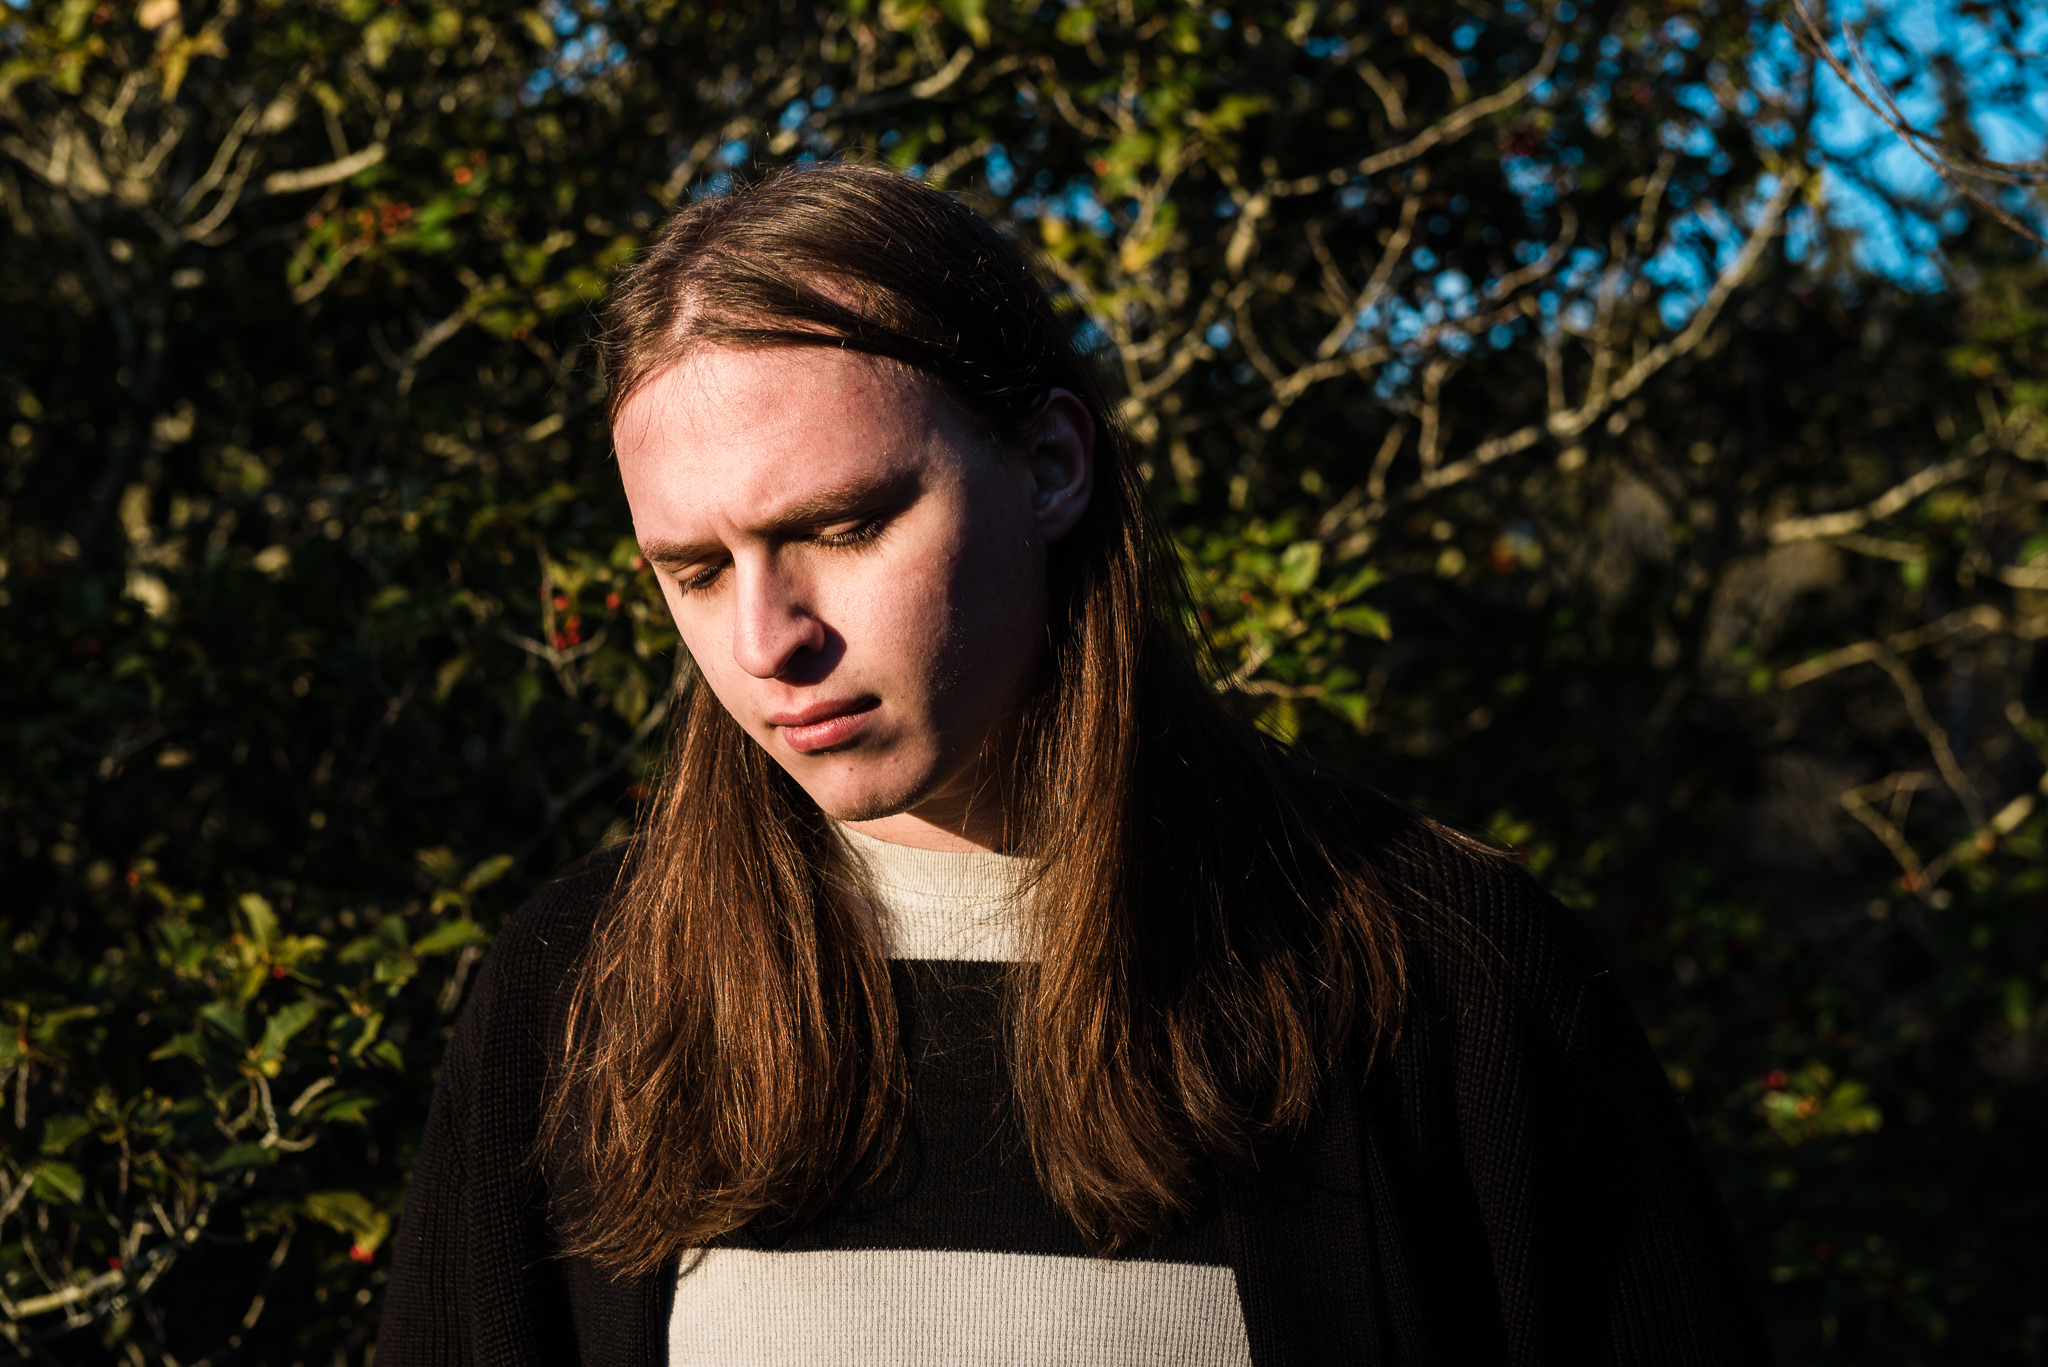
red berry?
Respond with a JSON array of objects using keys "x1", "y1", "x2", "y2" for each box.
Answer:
[
  {"x1": 605, "y1": 592, "x2": 621, "y2": 610},
  {"x1": 553, "y1": 593, "x2": 569, "y2": 610},
  {"x1": 349, "y1": 1243, "x2": 375, "y2": 1264},
  {"x1": 1764, "y1": 1070, "x2": 1788, "y2": 1091},
  {"x1": 271, "y1": 965, "x2": 288, "y2": 979},
  {"x1": 107, "y1": 1255, "x2": 123, "y2": 1271}
]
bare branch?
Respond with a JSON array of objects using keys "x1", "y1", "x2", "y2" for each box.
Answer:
[
  {"x1": 1408, "y1": 32, "x2": 1472, "y2": 106},
  {"x1": 1872, "y1": 650, "x2": 1985, "y2": 821},
  {"x1": 1417, "y1": 356, "x2": 1454, "y2": 476},
  {"x1": 1768, "y1": 456, "x2": 1973, "y2": 543},
  {"x1": 176, "y1": 107, "x2": 259, "y2": 218},
  {"x1": 1353, "y1": 59, "x2": 1409, "y2": 130},
  {"x1": 260, "y1": 142, "x2": 386, "y2": 196},
  {"x1": 909, "y1": 45, "x2": 975, "y2": 98},
  {"x1": 1841, "y1": 771, "x2": 1936, "y2": 875},
  {"x1": 1776, "y1": 604, "x2": 2007, "y2": 689},
  {"x1": 1486, "y1": 202, "x2": 1576, "y2": 301},
  {"x1": 182, "y1": 146, "x2": 258, "y2": 240},
  {"x1": 1789, "y1": 0, "x2": 2048, "y2": 248},
  {"x1": 1550, "y1": 169, "x2": 1805, "y2": 442},
  {"x1": 1274, "y1": 30, "x2": 1563, "y2": 197},
  {"x1": 927, "y1": 136, "x2": 992, "y2": 189}
]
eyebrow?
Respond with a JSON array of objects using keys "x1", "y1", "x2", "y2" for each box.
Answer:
[{"x1": 637, "y1": 470, "x2": 916, "y2": 565}]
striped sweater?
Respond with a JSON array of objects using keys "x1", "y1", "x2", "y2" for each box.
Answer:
[
  {"x1": 666, "y1": 826, "x2": 1251, "y2": 1364},
  {"x1": 377, "y1": 793, "x2": 1771, "y2": 1365}
]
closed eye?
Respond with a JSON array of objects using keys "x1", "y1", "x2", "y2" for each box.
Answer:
[
  {"x1": 671, "y1": 559, "x2": 728, "y2": 595},
  {"x1": 655, "y1": 508, "x2": 893, "y2": 597},
  {"x1": 813, "y1": 516, "x2": 889, "y2": 550}
]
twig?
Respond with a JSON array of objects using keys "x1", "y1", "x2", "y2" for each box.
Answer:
[
  {"x1": 1776, "y1": 604, "x2": 2006, "y2": 688},
  {"x1": 1768, "y1": 457, "x2": 1974, "y2": 543},
  {"x1": 260, "y1": 143, "x2": 386, "y2": 196},
  {"x1": 1272, "y1": 30, "x2": 1563, "y2": 197}
]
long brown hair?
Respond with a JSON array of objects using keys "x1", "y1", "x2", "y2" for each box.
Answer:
[{"x1": 544, "y1": 162, "x2": 1409, "y2": 1274}]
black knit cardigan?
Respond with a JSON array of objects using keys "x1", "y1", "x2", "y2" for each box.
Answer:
[{"x1": 376, "y1": 814, "x2": 1772, "y2": 1366}]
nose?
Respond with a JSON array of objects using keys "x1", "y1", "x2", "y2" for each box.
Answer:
[{"x1": 729, "y1": 554, "x2": 826, "y2": 680}]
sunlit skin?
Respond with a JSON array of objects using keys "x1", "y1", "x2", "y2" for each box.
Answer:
[{"x1": 613, "y1": 345, "x2": 1094, "y2": 852}]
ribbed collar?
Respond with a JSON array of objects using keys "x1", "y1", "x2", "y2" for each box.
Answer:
[{"x1": 833, "y1": 823, "x2": 1032, "y2": 961}]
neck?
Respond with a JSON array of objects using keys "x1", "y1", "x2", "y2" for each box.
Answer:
[{"x1": 843, "y1": 713, "x2": 1025, "y2": 853}]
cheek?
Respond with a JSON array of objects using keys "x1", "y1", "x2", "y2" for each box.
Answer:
[
  {"x1": 844, "y1": 554, "x2": 958, "y2": 668},
  {"x1": 930, "y1": 507, "x2": 1046, "y2": 679}
]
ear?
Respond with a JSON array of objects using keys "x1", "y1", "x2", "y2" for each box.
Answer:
[{"x1": 1028, "y1": 388, "x2": 1096, "y2": 545}]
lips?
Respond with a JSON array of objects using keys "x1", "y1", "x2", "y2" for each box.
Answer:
[{"x1": 767, "y1": 697, "x2": 880, "y2": 754}]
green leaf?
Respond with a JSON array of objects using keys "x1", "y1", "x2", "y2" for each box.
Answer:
[
  {"x1": 1277, "y1": 540, "x2": 1322, "y2": 594},
  {"x1": 338, "y1": 1009, "x2": 385, "y2": 1061},
  {"x1": 199, "y1": 1001, "x2": 248, "y2": 1046},
  {"x1": 1325, "y1": 691, "x2": 1370, "y2": 731},
  {"x1": 412, "y1": 918, "x2": 489, "y2": 957},
  {"x1": 306, "y1": 1090, "x2": 377, "y2": 1125},
  {"x1": 31, "y1": 1161, "x2": 85, "y2": 1205},
  {"x1": 239, "y1": 893, "x2": 279, "y2": 950},
  {"x1": 39, "y1": 1114, "x2": 91, "y2": 1156},
  {"x1": 415, "y1": 846, "x2": 465, "y2": 888},
  {"x1": 257, "y1": 999, "x2": 324, "y2": 1061},
  {"x1": 1328, "y1": 604, "x2": 1392, "y2": 640},
  {"x1": 937, "y1": 0, "x2": 989, "y2": 44},
  {"x1": 460, "y1": 854, "x2": 515, "y2": 894},
  {"x1": 32, "y1": 1004, "x2": 102, "y2": 1037},
  {"x1": 434, "y1": 651, "x2": 472, "y2": 702},
  {"x1": 1200, "y1": 94, "x2": 1273, "y2": 135},
  {"x1": 149, "y1": 1029, "x2": 209, "y2": 1065},
  {"x1": 1328, "y1": 565, "x2": 1385, "y2": 601},
  {"x1": 211, "y1": 1143, "x2": 278, "y2": 1172},
  {"x1": 304, "y1": 1189, "x2": 380, "y2": 1239},
  {"x1": 56, "y1": 0, "x2": 93, "y2": 43}
]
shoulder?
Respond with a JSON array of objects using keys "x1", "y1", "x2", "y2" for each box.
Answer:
[
  {"x1": 461, "y1": 842, "x2": 631, "y2": 1042},
  {"x1": 1332, "y1": 780, "x2": 1614, "y2": 1054},
  {"x1": 493, "y1": 842, "x2": 630, "y2": 971}
]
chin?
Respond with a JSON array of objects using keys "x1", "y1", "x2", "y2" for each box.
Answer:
[
  {"x1": 797, "y1": 748, "x2": 970, "y2": 825},
  {"x1": 801, "y1": 774, "x2": 935, "y2": 825}
]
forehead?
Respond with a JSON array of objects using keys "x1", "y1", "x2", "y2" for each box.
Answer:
[
  {"x1": 612, "y1": 345, "x2": 977, "y2": 531},
  {"x1": 616, "y1": 344, "x2": 911, "y2": 449}
]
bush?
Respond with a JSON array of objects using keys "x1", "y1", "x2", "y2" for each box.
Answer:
[{"x1": 2, "y1": 0, "x2": 2042, "y2": 1359}]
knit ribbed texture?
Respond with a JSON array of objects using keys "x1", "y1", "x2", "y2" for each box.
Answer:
[
  {"x1": 833, "y1": 822, "x2": 1031, "y2": 960},
  {"x1": 669, "y1": 955, "x2": 1250, "y2": 1364},
  {"x1": 666, "y1": 1249, "x2": 1251, "y2": 1366},
  {"x1": 376, "y1": 790, "x2": 1774, "y2": 1367}
]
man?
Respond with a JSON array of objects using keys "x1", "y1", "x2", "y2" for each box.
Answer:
[{"x1": 377, "y1": 162, "x2": 1769, "y2": 1365}]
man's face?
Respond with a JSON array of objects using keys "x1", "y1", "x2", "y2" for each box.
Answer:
[{"x1": 613, "y1": 344, "x2": 1092, "y2": 849}]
